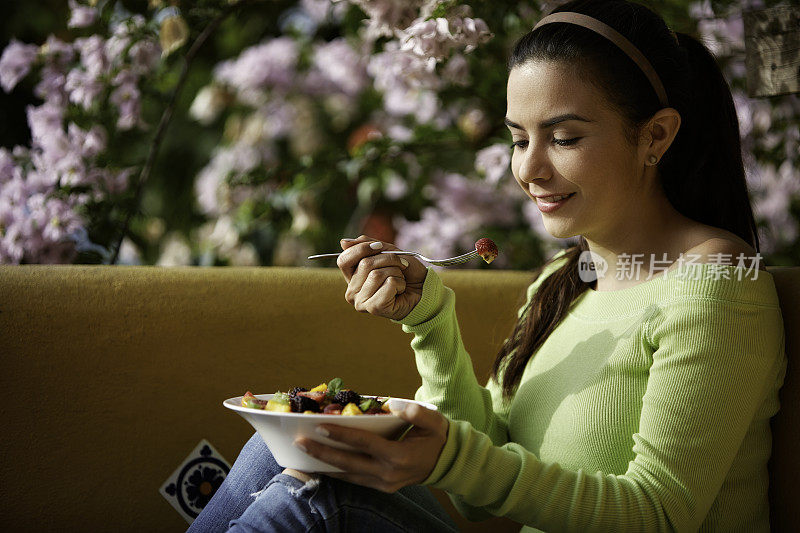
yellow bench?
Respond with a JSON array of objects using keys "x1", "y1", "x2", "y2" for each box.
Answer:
[{"x1": 1, "y1": 265, "x2": 797, "y2": 531}]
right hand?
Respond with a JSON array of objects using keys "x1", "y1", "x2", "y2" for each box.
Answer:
[{"x1": 337, "y1": 235, "x2": 428, "y2": 321}]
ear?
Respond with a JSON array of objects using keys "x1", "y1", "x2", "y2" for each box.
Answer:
[{"x1": 639, "y1": 107, "x2": 681, "y2": 162}]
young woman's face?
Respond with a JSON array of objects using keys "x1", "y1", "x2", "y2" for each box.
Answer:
[{"x1": 506, "y1": 60, "x2": 647, "y2": 241}]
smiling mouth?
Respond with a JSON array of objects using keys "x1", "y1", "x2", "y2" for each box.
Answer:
[{"x1": 536, "y1": 193, "x2": 575, "y2": 202}]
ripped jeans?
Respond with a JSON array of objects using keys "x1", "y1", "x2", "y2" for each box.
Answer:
[{"x1": 187, "y1": 432, "x2": 460, "y2": 532}]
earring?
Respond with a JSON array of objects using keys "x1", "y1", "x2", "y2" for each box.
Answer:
[{"x1": 647, "y1": 154, "x2": 659, "y2": 166}]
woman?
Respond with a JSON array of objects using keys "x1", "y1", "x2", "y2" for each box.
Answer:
[{"x1": 191, "y1": 0, "x2": 786, "y2": 530}]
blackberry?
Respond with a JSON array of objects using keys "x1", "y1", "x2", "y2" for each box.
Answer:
[
  {"x1": 291, "y1": 394, "x2": 321, "y2": 413},
  {"x1": 333, "y1": 389, "x2": 361, "y2": 407},
  {"x1": 288, "y1": 387, "x2": 308, "y2": 398}
]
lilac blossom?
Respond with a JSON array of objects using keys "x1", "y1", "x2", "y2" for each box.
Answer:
[
  {"x1": 74, "y1": 35, "x2": 108, "y2": 77},
  {"x1": 344, "y1": 0, "x2": 424, "y2": 40},
  {"x1": 368, "y1": 43, "x2": 442, "y2": 121},
  {"x1": 68, "y1": 124, "x2": 107, "y2": 159},
  {"x1": 129, "y1": 40, "x2": 161, "y2": 75},
  {"x1": 68, "y1": 0, "x2": 98, "y2": 29},
  {"x1": 195, "y1": 143, "x2": 275, "y2": 216},
  {"x1": 105, "y1": 32, "x2": 131, "y2": 67},
  {"x1": 397, "y1": 15, "x2": 491, "y2": 61},
  {"x1": 35, "y1": 33, "x2": 74, "y2": 105},
  {"x1": 214, "y1": 37, "x2": 299, "y2": 95},
  {"x1": 475, "y1": 143, "x2": 511, "y2": 185},
  {"x1": 433, "y1": 172, "x2": 516, "y2": 227},
  {"x1": 110, "y1": 70, "x2": 142, "y2": 130},
  {"x1": 442, "y1": 53, "x2": 470, "y2": 86},
  {"x1": 748, "y1": 161, "x2": 800, "y2": 252},
  {"x1": 34, "y1": 65, "x2": 68, "y2": 105},
  {"x1": 394, "y1": 206, "x2": 466, "y2": 261},
  {"x1": 305, "y1": 38, "x2": 367, "y2": 97},
  {"x1": 65, "y1": 68, "x2": 104, "y2": 109},
  {"x1": 27, "y1": 103, "x2": 64, "y2": 146},
  {"x1": 395, "y1": 170, "x2": 519, "y2": 267},
  {"x1": 368, "y1": 45, "x2": 439, "y2": 92},
  {"x1": 0, "y1": 39, "x2": 39, "y2": 92},
  {"x1": 0, "y1": 148, "x2": 17, "y2": 184},
  {"x1": 301, "y1": 0, "x2": 348, "y2": 24}
]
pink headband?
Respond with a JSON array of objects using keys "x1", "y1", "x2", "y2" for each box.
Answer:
[{"x1": 533, "y1": 12, "x2": 669, "y2": 108}]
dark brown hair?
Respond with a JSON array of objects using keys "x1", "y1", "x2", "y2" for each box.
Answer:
[{"x1": 491, "y1": 0, "x2": 761, "y2": 399}]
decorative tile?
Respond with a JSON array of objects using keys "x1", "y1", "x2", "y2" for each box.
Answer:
[{"x1": 160, "y1": 439, "x2": 231, "y2": 524}]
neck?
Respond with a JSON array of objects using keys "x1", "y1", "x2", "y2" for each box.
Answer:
[{"x1": 583, "y1": 188, "x2": 694, "y2": 292}]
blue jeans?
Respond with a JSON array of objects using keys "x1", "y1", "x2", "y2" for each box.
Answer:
[{"x1": 188, "y1": 432, "x2": 460, "y2": 532}]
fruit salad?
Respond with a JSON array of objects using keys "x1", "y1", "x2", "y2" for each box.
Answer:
[
  {"x1": 475, "y1": 238, "x2": 499, "y2": 264},
  {"x1": 241, "y1": 378, "x2": 391, "y2": 415}
]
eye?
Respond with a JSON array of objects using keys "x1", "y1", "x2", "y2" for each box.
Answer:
[
  {"x1": 510, "y1": 140, "x2": 528, "y2": 150},
  {"x1": 553, "y1": 137, "x2": 581, "y2": 146}
]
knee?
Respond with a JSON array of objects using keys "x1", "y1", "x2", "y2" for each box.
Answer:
[{"x1": 228, "y1": 474, "x2": 325, "y2": 532}]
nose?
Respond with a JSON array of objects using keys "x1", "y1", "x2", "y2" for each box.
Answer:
[{"x1": 516, "y1": 143, "x2": 551, "y2": 184}]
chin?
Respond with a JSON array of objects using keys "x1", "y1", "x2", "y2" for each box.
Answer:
[{"x1": 542, "y1": 222, "x2": 579, "y2": 240}]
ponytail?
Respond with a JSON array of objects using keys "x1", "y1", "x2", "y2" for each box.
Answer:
[
  {"x1": 660, "y1": 32, "x2": 760, "y2": 250},
  {"x1": 491, "y1": 239, "x2": 592, "y2": 400}
]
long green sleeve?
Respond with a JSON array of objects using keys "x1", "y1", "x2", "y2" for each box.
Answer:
[{"x1": 395, "y1": 257, "x2": 786, "y2": 532}]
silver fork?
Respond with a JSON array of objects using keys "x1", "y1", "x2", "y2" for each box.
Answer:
[{"x1": 307, "y1": 249, "x2": 480, "y2": 267}]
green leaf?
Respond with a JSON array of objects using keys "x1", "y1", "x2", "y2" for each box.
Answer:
[
  {"x1": 327, "y1": 377, "x2": 343, "y2": 396},
  {"x1": 359, "y1": 397, "x2": 380, "y2": 411}
]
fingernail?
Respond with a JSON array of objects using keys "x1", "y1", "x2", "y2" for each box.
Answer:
[
  {"x1": 341, "y1": 238, "x2": 357, "y2": 242},
  {"x1": 369, "y1": 241, "x2": 383, "y2": 250},
  {"x1": 315, "y1": 426, "x2": 330, "y2": 437},
  {"x1": 293, "y1": 441, "x2": 308, "y2": 453},
  {"x1": 400, "y1": 258, "x2": 409, "y2": 267},
  {"x1": 387, "y1": 398, "x2": 405, "y2": 412}
]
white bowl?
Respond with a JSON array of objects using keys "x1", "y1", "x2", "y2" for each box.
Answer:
[{"x1": 223, "y1": 393, "x2": 437, "y2": 472}]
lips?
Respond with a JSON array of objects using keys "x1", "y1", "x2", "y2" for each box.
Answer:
[
  {"x1": 534, "y1": 192, "x2": 575, "y2": 202},
  {"x1": 535, "y1": 192, "x2": 575, "y2": 213},
  {"x1": 538, "y1": 193, "x2": 573, "y2": 202}
]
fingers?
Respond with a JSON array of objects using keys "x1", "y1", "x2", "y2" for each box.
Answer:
[
  {"x1": 360, "y1": 274, "x2": 406, "y2": 315},
  {"x1": 315, "y1": 424, "x2": 400, "y2": 457},
  {"x1": 295, "y1": 437, "x2": 382, "y2": 478},
  {"x1": 337, "y1": 235, "x2": 402, "y2": 282},
  {"x1": 351, "y1": 267, "x2": 406, "y2": 313},
  {"x1": 343, "y1": 252, "x2": 408, "y2": 310},
  {"x1": 388, "y1": 402, "x2": 448, "y2": 435}
]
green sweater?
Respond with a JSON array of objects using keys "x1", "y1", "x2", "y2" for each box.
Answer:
[{"x1": 394, "y1": 250, "x2": 786, "y2": 532}]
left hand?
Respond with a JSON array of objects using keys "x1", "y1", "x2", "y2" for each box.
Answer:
[{"x1": 294, "y1": 401, "x2": 449, "y2": 493}]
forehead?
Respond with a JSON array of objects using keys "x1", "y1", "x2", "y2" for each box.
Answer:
[{"x1": 506, "y1": 60, "x2": 602, "y2": 122}]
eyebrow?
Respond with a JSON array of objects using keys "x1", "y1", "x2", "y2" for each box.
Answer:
[{"x1": 504, "y1": 114, "x2": 593, "y2": 130}]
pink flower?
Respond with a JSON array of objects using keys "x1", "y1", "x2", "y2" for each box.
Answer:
[
  {"x1": 34, "y1": 65, "x2": 68, "y2": 105},
  {"x1": 68, "y1": 0, "x2": 98, "y2": 29},
  {"x1": 27, "y1": 103, "x2": 64, "y2": 144},
  {"x1": 129, "y1": 40, "x2": 161, "y2": 75},
  {"x1": 475, "y1": 143, "x2": 511, "y2": 185},
  {"x1": 214, "y1": 37, "x2": 299, "y2": 93},
  {"x1": 0, "y1": 39, "x2": 39, "y2": 92},
  {"x1": 64, "y1": 69, "x2": 104, "y2": 110},
  {"x1": 305, "y1": 38, "x2": 367, "y2": 97},
  {"x1": 399, "y1": 18, "x2": 456, "y2": 60},
  {"x1": 397, "y1": 15, "x2": 492, "y2": 61},
  {"x1": 301, "y1": 0, "x2": 347, "y2": 23},
  {"x1": 349, "y1": 0, "x2": 422, "y2": 40},
  {"x1": 74, "y1": 35, "x2": 108, "y2": 78},
  {"x1": 67, "y1": 123, "x2": 107, "y2": 159},
  {"x1": 442, "y1": 53, "x2": 470, "y2": 86},
  {"x1": 110, "y1": 70, "x2": 142, "y2": 130},
  {"x1": 41, "y1": 35, "x2": 75, "y2": 68}
]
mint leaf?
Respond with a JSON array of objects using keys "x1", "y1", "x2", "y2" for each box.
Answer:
[{"x1": 327, "y1": 377, "x2": 343, "y2": 396}]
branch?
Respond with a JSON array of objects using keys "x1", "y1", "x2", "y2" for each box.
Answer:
[{"x1": 108, "y1": 0, "x2": 258, "y2": 264}]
